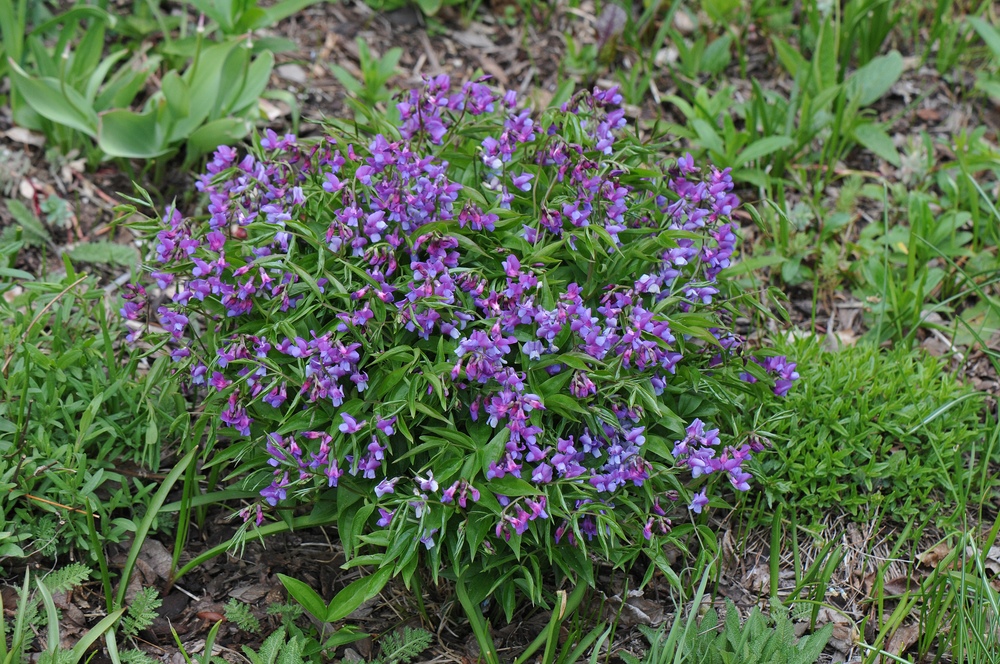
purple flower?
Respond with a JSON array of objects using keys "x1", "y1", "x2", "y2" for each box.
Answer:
[
  {"x1": 511, "y1": 172, "x2": 534, "y2": 192},
  {"x1": 326, "y1": 458, "x2": 344, "y2": 487},
  {"x1": 416, "y1": 471, "x2": 438, "y2": 493},
  {"x1": 261, "y1": 472, "x2": 289, "y2": 506},
  {"x1": 420, "y1": 528, "x2": 439, "y2": 549},
  {"x1": 376, "y1": 416, "x2": 397, "y2": 437},
  {"x1": 375, "y1": 477, "x2": 398, "y2": 497},
  {"x1": 338, "y1": 413, "x2": 365, "y2": 434},
  {"x1": 688, "y1": 489, "x2": 709, "y2": 514}
]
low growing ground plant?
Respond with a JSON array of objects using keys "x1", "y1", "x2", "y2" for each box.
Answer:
[
  {"x1": 125, "y1": 78, "x2": 798, "y2": 634},
  {"x1": 753, "y1": 337, "x2": 989, "y2": 528},
  {"x1": 623, "y1": 598, "x2": 832, "y2": 664},
  {"x1": 0, "y1": 254, "x2": 185, "y2": 560}
]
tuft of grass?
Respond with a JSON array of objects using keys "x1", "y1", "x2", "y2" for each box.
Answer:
[
  {"x1": 0, "y1": 261, "x2": 187, "y2": 560},
  {"x1": 623, "y1": 597, "x2": 832, "y2": 664},
  {"x1": 750, "y1": 337, "x2": 989, "y2": 529}
]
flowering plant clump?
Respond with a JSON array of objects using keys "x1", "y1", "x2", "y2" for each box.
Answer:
[{"x1": 124, "y1": 78, "x2": 796, "y2": 610}]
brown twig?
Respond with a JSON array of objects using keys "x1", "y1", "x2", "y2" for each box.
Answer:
[{"x1": 17, "y1": 491, "x2": 99, "y2": 517}]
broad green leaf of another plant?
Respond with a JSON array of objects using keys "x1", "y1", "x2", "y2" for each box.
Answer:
[
  {"x1": 255, "y1": 0, "x2": 322, "y2": 29},
  {"x1": 970, "y1": 17, "x2": 1000, "y2": 59},
  {"x1": 8, "y1": 60, "x2": 98, "y2": 137},
  {"x1": 846, "y1": 50, "x2": 904, "y2": 106},
  {"x1": 184, "y1": 117, "x2": 251, "y2": 165},
  {"x1": 276, "y1": 574, "x2": 327, "y2": 620},
  {"x1": 66, "y1": 241, "x2": 140, "y2": 269},
  {"x1": 226, "y1": 49, "x2": 275, "y2": 115},
  {"x1": 735, "y1": 136, "x2": 794, "y2": 168},
  {"x1": 415, "y1": 0, "x2": 443, "y2": 15},
  {"x1": 976, "y1": 75, "x2": 1000, "y2": 101},
  {"x1": 324, "y1": 567, "x2": 391, "y2": 622},
  {"x1": 94, "y1": 53, "x2": 160, "y2": 111},
  {"x1": 97, "y1": 104, "x2": 171, "y2": 158},
  {"x1": 853, "y1": 122, "x2": 901, "y2": 166}
]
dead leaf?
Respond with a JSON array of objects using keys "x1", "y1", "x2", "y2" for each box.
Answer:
[
  {"x1": 451, "y1": 28, "x2": 498, "y2": 51},
  {"x1": 815, "y1": 607, "x2": 860, "y2": 658},
  {"x1": 862, "y1": 572, "x2": 919, "y2": 597},
  {"x1": 969, "y1": 545, "x2": 1000, "y2": 576},
  {"x1": 882, "y1": 576, "x2": 918, "y2": 596},
  {"x1": 1, "y1": 586, "x2": 21, "y2": 616},
  {"x1": 745, "y1": 563, "x2": 771, "y2": 594},
  {"x1": 824, "y1": 329, "x2": 858, "y2": 351},
  {"x1": 917, "y1": 542, "x2": 951, "y2": 568},
  {"x1": 19, "y1": 177, "x2": 36, "y2": 200},
  {"x1": 673, "y1": 10, "x2": 695, "y2": 34},
  {"x1": 229, "y1": 583, "x2": 271, "y2": 602},
  {"x1": 720, "y1": 528, "x2": 738, "y2": 573},
  {"x1": 883, "y1": 622, "x2": 920, "y2": 659},
  {"x1": 138, "y1": 538, "x2": 174, "y2": 581},
  {"x1": 276, "y1": 63, "x2": 308, "y2": 84},
  {"x1": 259, "y1": 98, "x2": 288, "y2": 122},
  {"x1": 916, "y1": 108, "x2": 941, "y2": 122},
  {"x1": 4, "y1": 127, "x2": 46, "y2": 147}
]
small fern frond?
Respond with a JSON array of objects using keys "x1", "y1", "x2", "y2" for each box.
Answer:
[
  {"x1": 373, "y1": 626, "x2": 433, "y2": 664},
  {"x1": 42, "y1": 563, "x2": 91, "y2": 593},
  {"x1": 225, "y1": 598, "x2": 262, "y2": 634},
  {"x1": 120, "y1": 588, "x2": 162, "y2": 640}
]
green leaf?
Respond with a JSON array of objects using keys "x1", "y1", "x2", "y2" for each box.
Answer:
[
  {"x1": 161, "y1": 70, "x2": 191, "y2": 120},
  {"x1": 97, "y1": 104, "x2": 171, "y2": 158},
  {"x1": 852, "y1": 122, "x2": 900, "y2": 166},
  {"x1": 5, "y1": 198, "x2": 51, "y2": 245},
  {"x1": 186, "y1": 0, "x2": 234, "y2": 32},
  {"x1": 228, "y1": 50, "x2": 275, "y2": 115},
  {"x1": 324, "y1": 567, "x2": 392, "y2": 622},
  {"x1": 70, "y1": 609, "x2": 126, "y2": 662},
  {"x1": 846, "y1": 50, "x2": 903, "y2": 106},
  {"x1": 976, "y1": 75, "x2": 1000, "y2": 101},
  {"x1": 329, "y1": 64, "x2": 364, "y2": 95},
  {"x1": 771, "y1": 36, "x2": 806, "y2": 79},
  {"x1": 970, "y1": 16, "x2": 1000, "y2": 59},
  {"x1": 212, "y1": 45, "x2": 252, "y2": 119},
  {"x1": 815, "y1": 18, "x2": 838, "y2": 91},
  {"x1": 0, "y1": 267, "x2": 34, "y2": 280},
  {"x1": 415, "y1": 0, "x2": 443, "y2": 15},
  {"x1": 36, "y1": 579, "x2": 60, "y2": 658},
  {"x1": 701, "y1": 33, "x2": 732, "y2": 76},
  {"x1": 8, "y1": 59, "x2": 98, "y2": 136},
  {"x1": 116, "y1": 448, "x2": 197, "y2": 608},
  {"x1": 258, "y1": 0, "x2": 323, "y2": 28},
  {"x1": 83, "y1": 48, "x2": 129, "y2": 104},
  {"x1": 94, "y1": 53, "x2": 161, "y2": 111},
  {"x1": 691, "y1": 118, "x2": 725, "y2": 157},
  {"x1": 735, "y1": 136, "x2": 793, "y2": 167},
  {"x1": 172, "y1": 40, "x2": 240, "y2": 138},
  {"x1": 30, "y1": 6, "x2": 115, "y2": 36},
  {"x1": 0, "y1": 0, "x2": 26, "y2": 64},
  {"x1": 277, "y1": 574, "x2": 328, "y2": 620},
  {"x1": 66, "y1": 241, "x2": 140, "y2": 268},
  {"x1": 68, "y1": 23, "x2": 107, "y2": 88},
  {"x1": 184, "y1": 117, "x2": 250, "y2": 164},
  {"x1": 487, "y1": 475, "x2": 539, "y2": 497}
]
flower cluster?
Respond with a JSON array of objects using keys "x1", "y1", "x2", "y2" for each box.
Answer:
[{"x1": 126, "y1": 78, "x2": 796, "y2": 594}]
